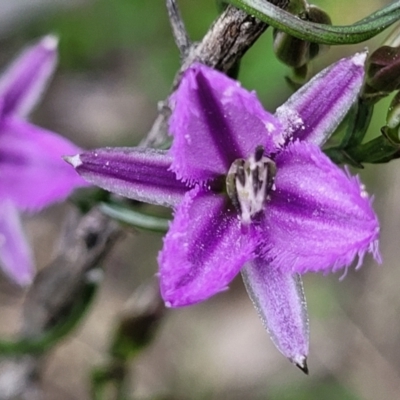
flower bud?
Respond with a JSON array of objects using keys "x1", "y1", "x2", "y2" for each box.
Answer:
[
  {"x1": 273, "y1": 2, "x2": 331, "y2": 68},
  {"x1": 365, "y1": 46, "x2": 400, "y2": 100},
  {"x1": 364, "y1": 25, "x2": 400, "y2": 103}
]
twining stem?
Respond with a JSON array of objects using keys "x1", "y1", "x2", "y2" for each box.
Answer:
[{"x1": 227, "y1": 0, "x2": 400, "y2": 44}]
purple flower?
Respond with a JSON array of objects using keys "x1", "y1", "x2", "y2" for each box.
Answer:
[
  {"x1": 66, "y1": 53, "x2": 380, "y2": 370},
  {"x1": 0, "y1": 36, "x2": 86, "y2": 285}
]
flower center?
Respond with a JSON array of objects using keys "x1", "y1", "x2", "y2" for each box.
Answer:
[{"x1": 226, "y1": 146, "x2": 276, "y2": 224}]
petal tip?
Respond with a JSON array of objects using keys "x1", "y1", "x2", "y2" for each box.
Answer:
[
  {"x1": 164, "y1": 300, "x2": 172, "y2": 308},
  {"x1": 63, "y1": 154, "x2": 82, "y2": 168},
  {"x1": 41, "y1": 34, "x2": 59, "y2": 51},
  {"x1": 294, "y1": 357, "x2": 309, "y2": 375},
  {"x1": 351, "y1": 51, "x2": 368, "y2": 67},
  {"x1": 15, "y1": 271, "x2": 34, "y2": 287}
]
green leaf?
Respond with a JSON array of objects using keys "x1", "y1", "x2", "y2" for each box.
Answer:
[{"x1": 226, "y1": 0, "x2": 400, "y2": 44}]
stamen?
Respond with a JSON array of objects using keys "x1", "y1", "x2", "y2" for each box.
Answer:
[
  {"x1": 254, "y1": 145, "x2": 264, "y2": 162},
  {"x1": 236, "y1": 161, "x2": 246, "y2": 186},
  {"x1": 226, "y1": 147, "x2": 276, "y2": 224}
]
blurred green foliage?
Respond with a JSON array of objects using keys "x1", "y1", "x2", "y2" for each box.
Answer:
[
  {"x1": 20, "y1": 0, "x2": 288, "y2": 105},
  {"x1": 23, "y1": 0, "x2": 217, "y2": 100}
]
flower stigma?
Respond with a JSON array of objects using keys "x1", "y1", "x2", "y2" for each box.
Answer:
[{"x1": 226, "y1": 145, "x2": 276, "y2": 224}]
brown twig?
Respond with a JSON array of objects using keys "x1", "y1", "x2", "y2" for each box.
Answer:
[
  {"x1": 143, "y1": 1, "x2": 288, "y2": 148},
  {"x1": 166, "y1": 0, "x2": 191, "y2": 59},
  {"x1": 0, "y1": 208, "x2": 121, "y2": 399},
  {"x1": 21, "y1": 208, "x2": 121, "y2": 338}
]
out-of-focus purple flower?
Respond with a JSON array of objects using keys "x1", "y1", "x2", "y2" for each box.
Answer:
[
  {"x1": 0, "y1": 36, "x2": 86, "y2": 286},
  {"x1": 66, "y1": 53, "x2": 380, "y2": 371}
]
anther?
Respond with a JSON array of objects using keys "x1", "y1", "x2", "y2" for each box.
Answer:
[
  {"x1": 226, "y1": 147, "x2": 276, "y2": 224},
  {"x1": 254, "y1": 145, "x2": 265, "y2": 162}
]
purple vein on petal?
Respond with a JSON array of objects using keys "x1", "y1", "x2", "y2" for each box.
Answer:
[
  {"x1": 194, "y1": 71, "x2": 244, "y2": 165},
  {"x1": 175, "y1": 198, "x2": 235, "y2": 289},
  {"x1": 169, "y1": 63, "x2": 282, "y2": 182},
  {"x1": 275, "y1": 52, "x2": 366, "y2": 147},
  {"x1": 66, "y1": 147, "x2": 189, "y2": 208},
  {"x1": 169, "y1": 66, "x2": 243, "y2": 181},
  {"x1": 262, "y1": 141, "x2": 380, "y2": 274}
]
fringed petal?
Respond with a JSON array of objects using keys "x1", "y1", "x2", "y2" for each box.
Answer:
[
  {"x1": 159, "y1": 186, "x2": 259, "y2": 306},
  {"x1": 261, "y1": 141, "x2": 380, "y2": 274},
  {"x1": 169, "y1": 63, "x2": 282, "y2": 182}
]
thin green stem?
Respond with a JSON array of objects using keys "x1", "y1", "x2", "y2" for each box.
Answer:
[{"x1": 99, "y1": 203, "x2": 169, "y2": 233}]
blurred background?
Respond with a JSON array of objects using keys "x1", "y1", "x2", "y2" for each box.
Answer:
[{"x1": 0, "y1": 0, "x2": 399, "y2": 399}]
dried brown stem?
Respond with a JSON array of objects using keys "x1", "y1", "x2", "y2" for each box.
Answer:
[
  {"x1": 0, "y1": 208, "x2": 121, "y2": 398},
  {"x1": 166, "y1": 0, "x2": 191, "y2": 58},
  {"x1": 143, "y1": 1, "x2": 288, "y2": 148}
]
